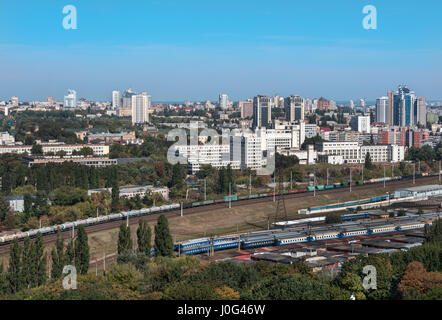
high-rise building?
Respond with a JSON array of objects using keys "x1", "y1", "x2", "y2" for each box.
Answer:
[
  {"x1": 131, "y1": 92, "x2": 151, "y2": 125},
  {"x1": 349, "y1": 100, "x2": 355, "y2": 109},
  {"x1": 253, "y1": 95, "x2": 272, "y2": 129},
  {"x1": 11, "y1": 96, "x2": 19, "y2": 107},
  {"x1": 122, "y1": 88, "x2": 135, "y2": 109},
  {"x1": 376, "y1": 96, "x2": 388, "y2": 123},
  {"x1": 112, "y1": 90, "x2": 120, "y2": 109},
  {"x1": 393, "y1": 85, "x2": 415, "y2": 127},
  {"x1": 63, "y1": 90, "x2": 77, "y2": 109},
  {"x1": 350, "y1": 116, "x2": 371, "y2": 134},
  {"x1": 387, "y1": 90, "x2": 395, "y2": 125},
  {"x1": 284, "y1": 95, "x2": 305, "y2": 122},
  {"x1": 414, "y1": 97, "x2": 427, "y2": 127},
  {"x1": 239, "y1": 100, "x2": 253, "y2": 119},
  {"x1": 317, "y1": 97, "x2": 330, "y2": 111},
  {"x1": 219, "y1": 93, "x2": 228, "y2": 110},
  {"x1": 358, "y1": 98, "x2": 366, "y2": 108}
]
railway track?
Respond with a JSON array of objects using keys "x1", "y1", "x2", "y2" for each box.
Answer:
[{"x1": 0, "y1": 174, "x2": 439, "y2": 257}]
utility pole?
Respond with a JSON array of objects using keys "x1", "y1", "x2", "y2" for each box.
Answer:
[
  {"x1": 273, "y1": 179, "x2": 276, "y2": 202},
  {"x1": 249, "y1": 174, "x2": 252, "y2": 195},
  {"x1": 313, "y1": 170, "x2": 316, "y2": 197},
  {"x1": 413, "y1": 162, "x2": 416, "y2": 184},
  {"x1": 350, "y1": 168, "x2": 352, "y2": 193},
  {"x1": 180, "y1": 202, "x2": 183, "y2": 217},
  {"x1": 326, "y1": 167, "x2": 329, "y2": 186},
  {"x1": 439, "y1": 160, "x2": 441, "y2": 183},
  {"x1": 384, "y1": 165, "x2": 386, "y2": 188},
  {"x1": 229, "y1": 182, "x2": 232, "y2": 209},
  {"x1": 362, "y1": 165, "x2": 364, "y2": 183},
  {"x1": 96, "y1": 207, "x2": 99, "y2": 218},
  {"x1": 204, "y1": 178, "x2": 206, "y2": 201},
  {"x1": 103, "y1": 251, "x2": 106, "y2": 275},
  {"x1": 290, "y1": 171, "x2": 293, "y2": 189}
]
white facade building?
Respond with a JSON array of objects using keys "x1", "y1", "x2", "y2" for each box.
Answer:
[
  {"x1": 131, "y1": 92, "x2": 151, "y2": 124},
  {"x1": 112, "y1": 90, "x2": 120, "y2": 109},
  {"x1": 350, "y1": 116, "x2": 371, "y2": 134},
  {"x1": 376, "y1": 97, "x2": 389, "y2": 123},
  {"x1": 316, "y1": 141, "x2": 404, "y2": 164},
  {"x1": 0, "y1": 132, "x2": 15, "y2": 145},
  {"x1": 64, "y1": 90, "x2": 77, "y2": 109},
  {"x1": 219, "y1": 93, "x2": 229, "y2": 110}
]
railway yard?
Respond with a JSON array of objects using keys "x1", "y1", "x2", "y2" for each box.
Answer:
[{"x1": 0, "y1": 175, "x2": 442, "y2": 271}]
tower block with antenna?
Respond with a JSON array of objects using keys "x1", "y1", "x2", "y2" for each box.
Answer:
[{"x1": 273, "y1": 170, "x2": 288, "y2": 228}]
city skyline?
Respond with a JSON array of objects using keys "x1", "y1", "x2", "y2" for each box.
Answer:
[{"x1": 1, "y1": 0, "x2": 442, "y2": 101}]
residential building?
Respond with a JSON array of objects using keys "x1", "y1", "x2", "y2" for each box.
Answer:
[
  {"x1": 112, "y1": 90, "x2": 120, "y2": 109},
  {"x1": 376, "y1": 96, "x2": 388, "y2": 123},
  {"x1": 239, "y1": 100, "x2": 253, "y2": 118},
  {"x1": 131, "y1": 92, "x2": 151, "y2": 124},
  {"x1": 350, "y1": 116, "x2": 371, "y2": 134},
  {"x1": 219, "y1": 93, "x2": 228, "y2": 110},
  {"x1": 63, "y1": 90, "x2": 77, "y2": 109}
]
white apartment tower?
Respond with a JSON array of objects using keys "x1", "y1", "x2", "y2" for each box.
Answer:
[
  {"x1": 376, "y1": 96, "x2": 388, "y2": 123},
  {"x1": 219, "y1": 93, "x2": 228, "y2": 110},
  {"x1": 64, "y1": 90, "x2": 77, "y2": 109},
  {"x1": 131, "y1": 92, "x2": 151, "y2": 125},
  {"x1": 112, "y1": 90, "x2": 120, "y2": 109}
]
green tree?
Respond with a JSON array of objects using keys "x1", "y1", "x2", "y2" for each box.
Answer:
[
  {"x1": 364, "y1": 152, "x2": 373, "y2": 170},
  {"x1": 111, "y1": 180, "x2": 120, "y2": 207},
  {"x1": 0, "y1": 194, "x2": 11, "y2": 222},
  {"x1": 21, "y1": 237, "x2": 33, "y2": 289},
  {"x1": 66, "y1": 239, "x2": 74, "y2": 265},
  {"x1": 117, "y1": 223, "x2": 133, "y2": 263},
  {"x1": 425, "y1": 218, "x2": 442, "y2": 244},
  {"x1": 7, "y1": 238, "x2": 23, "y2": 293},
  {"x1": 170, "y1": 164, "x2": 184, "y2": 189},
  {"x1": 32, "y1": 232, "x2": 47, "y2": 287},
  {"x1": 31, "y1": 142, "x2": 43, "y2": 155},
  {"x1": 51, "y1": 231, "x2": 65, "y2": 279},
  {"x1": 137, "y1": 219, "x2": 152, "y2": 256},
  {"x1": 154, "y1": 214, "x2": 174, "y2": 257},
  {"x1": 74, "y1": 225, "x2": 90, "y2": 275}
]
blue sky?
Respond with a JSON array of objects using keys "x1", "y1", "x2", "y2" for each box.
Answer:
[{"x1": 1, "y1": 0, "x2": 441, "y2": 102}]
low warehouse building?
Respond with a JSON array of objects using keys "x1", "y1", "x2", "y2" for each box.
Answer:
[{"x1": 394, "y1": 185, "x2": 442, "y2": 199}]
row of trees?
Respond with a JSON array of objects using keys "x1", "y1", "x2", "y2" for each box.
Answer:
[{"x1": 117, "y1": 215, "x2": 173, "y2": 266}]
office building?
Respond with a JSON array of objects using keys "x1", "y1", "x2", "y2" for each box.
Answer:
[
  {"x1": 253, "y1": 95, "x2": 272, "y2": 128},
  {"x1": 414, "y1": 97, "x2": 427, "y2": 127},
  {"x1": 284, "y1": 95, "x2": 305, "y2": 122}
]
